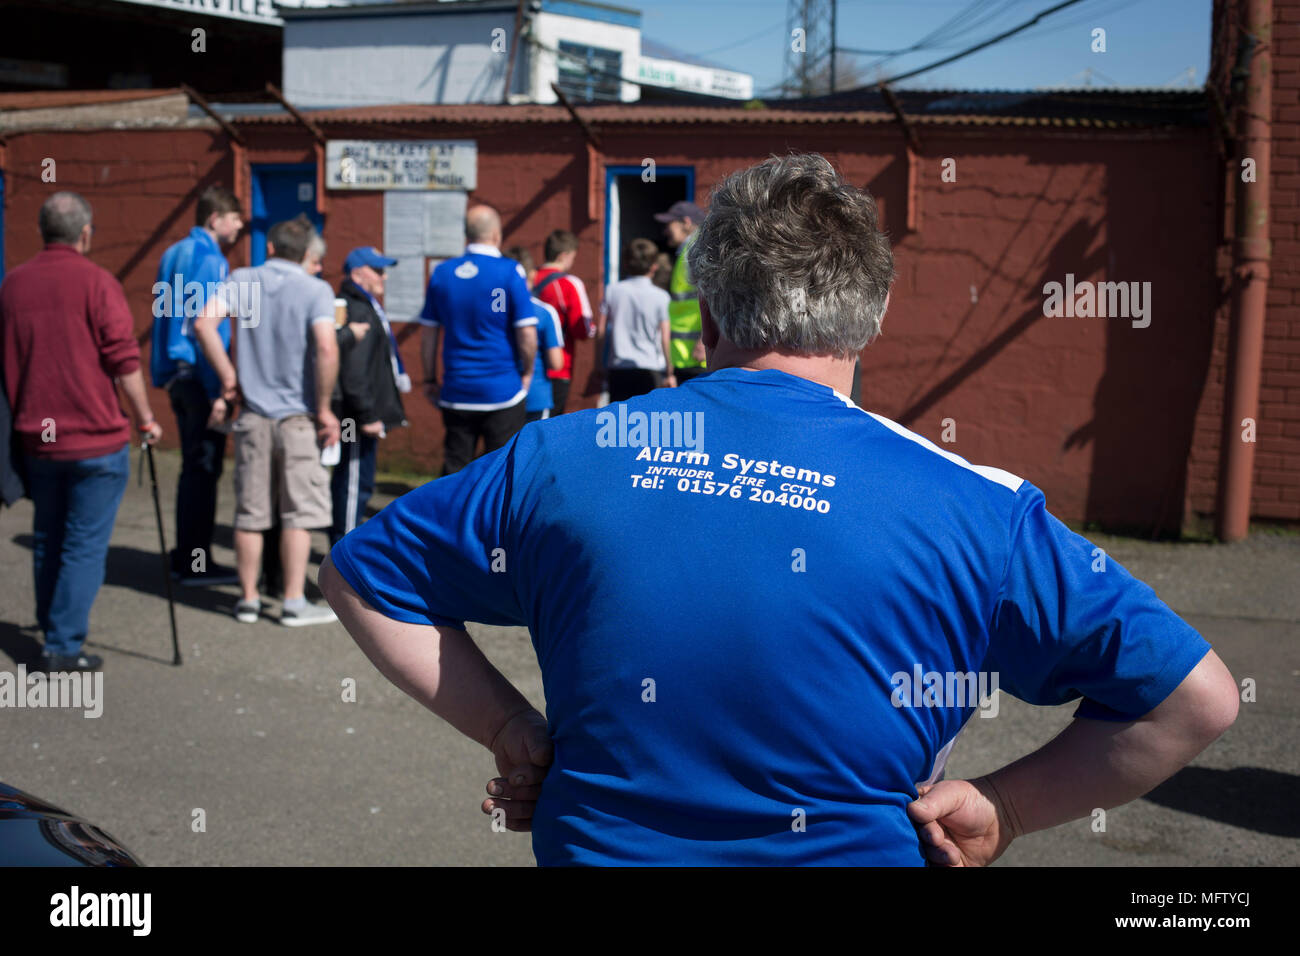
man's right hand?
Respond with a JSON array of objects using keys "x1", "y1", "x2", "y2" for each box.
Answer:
[
  {"x1": 906, "y1": 776, "x2": 1019, "y2": 866},
  {"x1": 361, "y1": 420, "x2": 385, "y2": 437},
  {"x1": 482, "y1": 708, "x2": 553, "y2": 833},
  {"x1": 139, "y1": 420, "x2": 164, "y2": 446},
  {"x1": 315, "y1": 409, "x2": 341, "y2": 448}
]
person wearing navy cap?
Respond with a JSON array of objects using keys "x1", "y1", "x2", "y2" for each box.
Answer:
[{"x1": 329, "y1": 246, "x2": 409, "y2": 546}]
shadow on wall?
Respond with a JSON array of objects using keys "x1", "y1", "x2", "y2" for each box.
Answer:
[{"x1": 861, "y1": 139, "x2": 1217, "y2": 538}]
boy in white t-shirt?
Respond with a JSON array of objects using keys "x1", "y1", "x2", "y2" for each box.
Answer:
[{"x1": 597, "y1": 238, "x2": 676, "y2": 402}]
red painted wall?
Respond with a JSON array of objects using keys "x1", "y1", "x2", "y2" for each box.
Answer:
[{"x1": 0, "y1": 110, "x2": 1278, "y2": 532}]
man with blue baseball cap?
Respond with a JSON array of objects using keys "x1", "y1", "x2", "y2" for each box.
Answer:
[{"x1": 330, "y1": 246, "x2": 409, "y2": 546}]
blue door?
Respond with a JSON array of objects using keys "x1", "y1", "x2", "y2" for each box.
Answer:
[{"x1": 250, "y1": 164, "x2": 321, "y2": 266}]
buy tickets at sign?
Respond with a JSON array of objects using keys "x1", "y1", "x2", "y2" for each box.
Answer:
[{"x1": 326, "y1": 140, "x2": 478, "y2": 191}]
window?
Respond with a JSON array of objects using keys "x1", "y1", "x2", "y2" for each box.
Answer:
[{"x1": 557, "y1": 40, "x2": 622, "y2": 103}]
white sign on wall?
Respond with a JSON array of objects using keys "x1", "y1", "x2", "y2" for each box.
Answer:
[
  {"x1": 382, "y1": 191, "x2": 469, "y2": 320},
  {"x1": 327, "y1": 140, "x2": 478, "y2": 191},
  {"x1": 637, "y1": 56, "x2": 753, "y2": 100}
]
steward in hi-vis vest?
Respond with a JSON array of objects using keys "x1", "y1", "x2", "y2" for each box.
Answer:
[{"x1": 655, "y1": 200, "x2": 707, "y2": 381}]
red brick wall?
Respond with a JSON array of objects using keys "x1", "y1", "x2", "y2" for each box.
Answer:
[
  {"x1": 1189, "y1": 0, "x2": 1300, "y2": 524},
  {"x1": 0, "y1": 118, "x2": 1231, "y2": 531}
]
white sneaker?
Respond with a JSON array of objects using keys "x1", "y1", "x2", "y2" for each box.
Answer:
[
  {"x1": 234, "y1": 599, "x2": 261, "y2": 624},
  {"x1": 280, "y1": 601, "x2": 337, "y2": 627}
]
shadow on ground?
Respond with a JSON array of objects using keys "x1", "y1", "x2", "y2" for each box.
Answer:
[{"x1": 1144, "y1": 766, "x2": 1300, "y2": 838}]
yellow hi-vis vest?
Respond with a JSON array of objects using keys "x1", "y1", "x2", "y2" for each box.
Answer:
[{"x1": 668, "y1": 231, "x2": 704, "y2": 370}]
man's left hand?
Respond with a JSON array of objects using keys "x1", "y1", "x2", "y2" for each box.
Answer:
[{"x1": 482, "y1": 708, "x2": 553, "y2": 832}]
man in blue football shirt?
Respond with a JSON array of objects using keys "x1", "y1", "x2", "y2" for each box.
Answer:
[
  {"x1": 151, "y1": 185, "x2": 243, "y2": 585},
  {"x1": 419, "y1": 204, "x2": 538, "y2": 475},
  {"x1": 321, "y1": 154, "x2": 1238, "y2": 866}
]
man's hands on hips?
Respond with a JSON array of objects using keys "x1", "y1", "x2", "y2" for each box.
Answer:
[
  {"x1": 482, "y1": 708, "x2": 553, "y2": 832},
  {"x1": 907, "y1": 776, "x2": 1020, "y2": 866}
]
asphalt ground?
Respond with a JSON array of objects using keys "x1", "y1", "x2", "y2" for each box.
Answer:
[{"x1": 0, "y1": 448, "x2": 1296, "y2": 866}]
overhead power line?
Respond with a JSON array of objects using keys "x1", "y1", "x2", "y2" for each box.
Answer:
[{"x1": 872, "y1": 0, "x2": 1090, "y2": 88}]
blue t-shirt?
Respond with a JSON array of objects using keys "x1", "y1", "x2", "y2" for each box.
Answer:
[
  {"x1": 418, "y1": 245, "x2": 537, "y2": 410},
  {"x1": 330, "y1": 367, "x2": 1211, "y2": 866},
  {"x1": 150, "y1": 227, "x2": 231, "y2": 397},
  {"x1": 526, "y1": 297, "x2": 563, "y2": 414}
]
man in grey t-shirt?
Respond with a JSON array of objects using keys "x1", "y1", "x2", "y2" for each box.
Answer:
[
  {"x1": 597, "y1": 238, "x2": 676, "y2": 402},
  {"x1": 195, "y1": 215, "x2": 340, "y2": 627}
]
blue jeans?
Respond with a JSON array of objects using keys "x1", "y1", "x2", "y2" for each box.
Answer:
[{"x1": 27, "y1": 445, "x2": 130, "y2": 657}]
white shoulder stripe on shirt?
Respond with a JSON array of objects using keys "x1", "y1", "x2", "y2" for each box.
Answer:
[
  {"x1": 828, "y1": 389, "x2": 1025, "y2": 494},
  {"x1": 563, "y1": 275, "x2": 593, "y2": 319},
  {"x1": 533, "y1": 298, "x2": 565, "y2": 346}
]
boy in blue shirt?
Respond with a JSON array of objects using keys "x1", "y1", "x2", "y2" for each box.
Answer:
[
  {"x1": 150, "y1": 186, "x2": 243, "y2": 586},
  {"x1": 505, "y1": 246, "x2": 566, "y2": 423}
]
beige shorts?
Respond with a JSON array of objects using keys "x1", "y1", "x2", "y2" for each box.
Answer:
[{"x1": 232, "y1": 411, "x2": 331, "y2": 531}]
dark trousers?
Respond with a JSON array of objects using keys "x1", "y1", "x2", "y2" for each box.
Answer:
[
  {"x1": 167, "y1": 376, "x2": 226, "y2": 574},
  {"x1": 549, "y1": 377, "x2": 571, "y2": 416},
  {"x1": 330, "y1": 435, "x2": 377, "y2": 547},
  {"x1": 441, "y1": 400, "x2": 526, "y2": 476},
  {"x1": 675, "y1": 366, "x2": 708, "y2": 384},
  {"x1": 27, "y1": 446, "x2": 130, "y2": 656},
  {"x1": 607, "y1": 367, "x2": 664, "y2": 402}
]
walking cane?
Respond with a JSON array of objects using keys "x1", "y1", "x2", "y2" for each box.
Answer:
[{"x1": 140, "y1": 441, "x2": 182, "y2": 666}]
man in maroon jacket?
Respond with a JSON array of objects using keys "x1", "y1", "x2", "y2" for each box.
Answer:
[{"x1": 0, "y1": 192, "x2": 163, "y2": 671}]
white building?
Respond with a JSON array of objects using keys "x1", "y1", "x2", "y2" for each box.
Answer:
[{"x1": 280, "y1": 0, "x2": 753, "y2": 107}]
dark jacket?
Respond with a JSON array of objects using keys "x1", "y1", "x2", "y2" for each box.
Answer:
[{"x1": 332, "y1": 279, "x2": 407, "y2": 430}]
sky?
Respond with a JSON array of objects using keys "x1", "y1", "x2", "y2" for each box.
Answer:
[{"x1": 635, "y1": 0, "x2": 1214, "y2": 95}]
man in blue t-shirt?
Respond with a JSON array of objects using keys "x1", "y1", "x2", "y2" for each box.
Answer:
[
  {"x1": 505, "y1": 245, "x2": 566, "y2": 423},
  {"x1": 150, "y1": 185, "x2": 243, "y2": 586},
  {"x1": 321, "y1": 155, "x2": 1239, "y2": 866},
  {"x1": 419, "y1": 204, "x2": 538, "y2": 475}
]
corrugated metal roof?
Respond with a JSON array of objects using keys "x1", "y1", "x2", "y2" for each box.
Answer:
[
  {"x1": 0, "y1": 88, "x2": 184, "y2": 112},
  {"x1": 2, "y1": 87, "x2": 1206, "y2": 131},
  {"x1": 215, "y1": 92, "x2": 1205, "y2": 130},
  {"x1": 222, "y1": 102, "x2": 891, "y2": 125},
  {"x1": 781, "y1": 87, "x2": 1208, "y2": 127}
]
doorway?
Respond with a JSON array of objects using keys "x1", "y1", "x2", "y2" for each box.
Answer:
[
  {"x1": 250, "y1": 164, "x2": 322, "y2": 266},
  {"x1": 603, "y1": 165, "x2": 693, "y2": 291}
]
